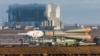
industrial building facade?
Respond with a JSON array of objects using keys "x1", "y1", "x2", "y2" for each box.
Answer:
[
  {"x1": 6, "y1": 3, "x2": 63, "y2": 30},
  {"x1": 8, "y1": 4, "x2": 47, "y2": 22}
]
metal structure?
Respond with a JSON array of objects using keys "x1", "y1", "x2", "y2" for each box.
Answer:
[
  {"x1": 18, "y1": 27, "x2": 91, "y2": 40},
  {"x1": 17, "y1": 27, "x2": 93, "y2": 46}
]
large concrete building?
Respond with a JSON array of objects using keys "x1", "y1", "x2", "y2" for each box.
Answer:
[{"x1": 6, "y1": 3, "x2": 63, "y2": 30}]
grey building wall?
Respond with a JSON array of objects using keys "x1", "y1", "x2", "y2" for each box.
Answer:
[{"x1": 8, "y1": 4, "x2": 47, "y2": 22}]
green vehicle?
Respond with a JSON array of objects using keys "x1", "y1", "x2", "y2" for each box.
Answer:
[{"x1": 54, "y1": 39, "x2": 78, "y2": 46}]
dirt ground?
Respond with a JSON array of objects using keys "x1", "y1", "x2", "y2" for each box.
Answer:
[{"x1": 0, "y1": 46, "x2": 100, "y2": 54}]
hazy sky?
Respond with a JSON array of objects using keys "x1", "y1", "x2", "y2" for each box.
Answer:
[{"x1": 0, "y1": 0, "x2": 100, "y2": 25}]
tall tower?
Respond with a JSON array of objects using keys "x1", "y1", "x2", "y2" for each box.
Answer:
[{"x1": 41, "y1": 4, "x2": 63, "y2": 30}]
